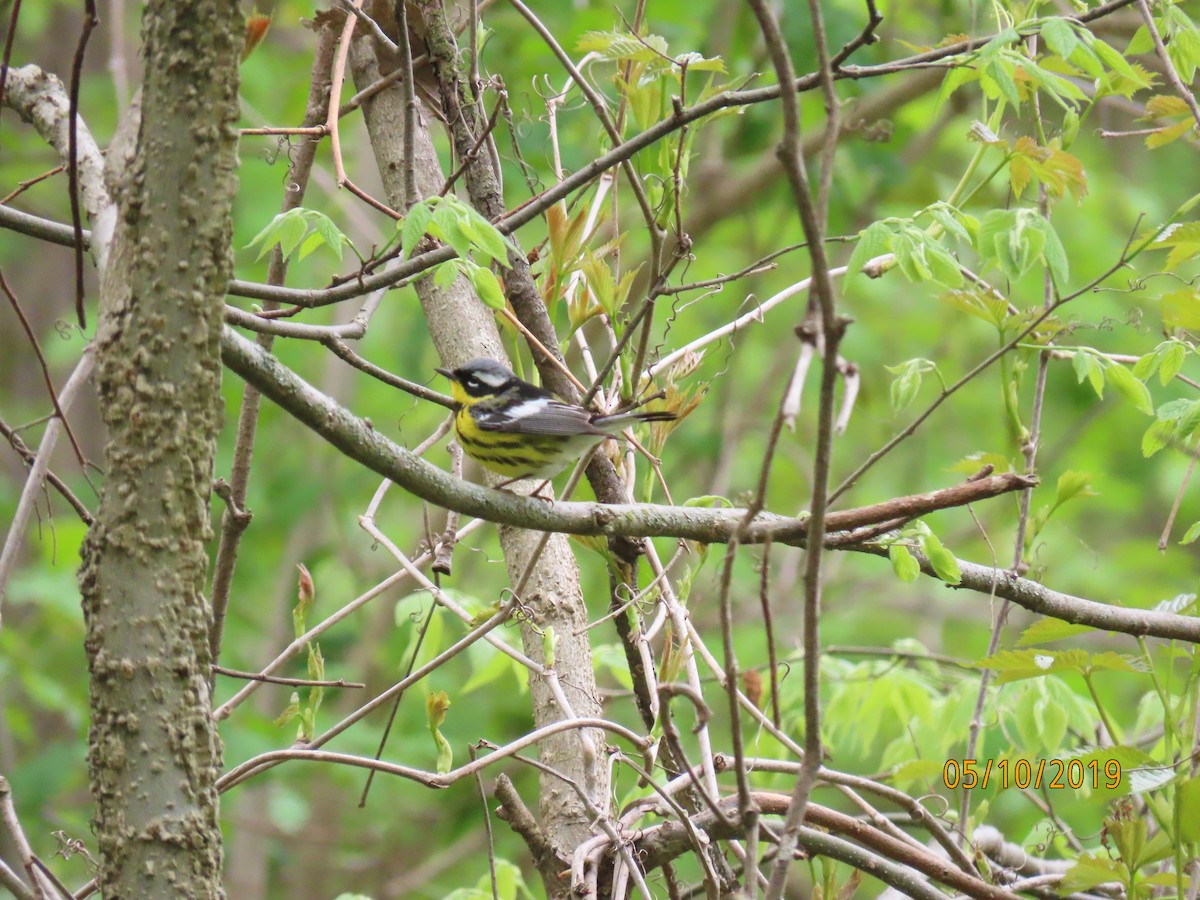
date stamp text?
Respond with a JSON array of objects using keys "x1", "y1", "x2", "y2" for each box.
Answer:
[{"x1": 942, "y1": 758, "x2": 1122, "y2": 791}]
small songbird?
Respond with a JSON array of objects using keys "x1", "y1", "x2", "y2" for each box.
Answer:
[{"x1": 436, "y1": 358, "x2": 676, "y2": 485}]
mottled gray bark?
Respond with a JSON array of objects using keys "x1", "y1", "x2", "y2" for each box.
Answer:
[
  {"x1": 348, "y1": 32, "x2": 607, "y2": 887},
  {"x1": 76, "y1": 2, "x2": 241, "y2": 896}
]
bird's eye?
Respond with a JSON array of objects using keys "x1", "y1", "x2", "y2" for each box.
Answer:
[{"x1": 464, "y1": 377, "x2": 480, "y2": 390}]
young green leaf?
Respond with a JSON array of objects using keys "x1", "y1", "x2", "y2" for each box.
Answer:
[
  {"x1": 401, "y1": 201, "x2": 435, "y2": 257},
  {"x1": 426, "y1": 690, "x2": 453, "y2": 774},
  {"x1": 846, "y1": 220, "x2": 893, "y2": 279},
  {"x1": 1072, "y1": 350, "x2": 1105, "y2": 398},
  {"x1": 889, "y1": 544, "x2": 920, "y2": 583},
  {"x1": 1040, "y1": 18, "x2": 1079, "y2": 60},
  {"x1": 1104, "y1": 364, "x2": 1153, "y2": 415},
  {"x1": 469, "y1": 263, "x2": 507, "y2": 311},
  {"x1": 920, "y1": 533, "x2": 961, "y2": 585},
  {"x1": 433, "y1": 260, "x2": 461, "y2": 289}
]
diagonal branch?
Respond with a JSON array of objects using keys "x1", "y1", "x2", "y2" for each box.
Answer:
[{"x1": 219, "y1": 324, "x2": 1200, "y2": 643}]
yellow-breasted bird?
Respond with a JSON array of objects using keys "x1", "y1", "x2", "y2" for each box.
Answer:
[{"x1": 436, "y1": 358, "x2": 676, "y2": 485}]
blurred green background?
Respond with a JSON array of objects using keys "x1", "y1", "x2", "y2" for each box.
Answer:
[{"x1": 2, "y1": 0, "x2": 1198, "y2": 896}]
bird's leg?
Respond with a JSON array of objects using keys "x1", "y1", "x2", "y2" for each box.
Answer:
[{"x1": 493, "y1": 475, "x2": 555, "y2": 503}]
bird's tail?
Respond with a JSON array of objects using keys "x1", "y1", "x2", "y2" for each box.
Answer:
[{"x1": 593, "y1": 409, "x2": 677, "y2": 433}]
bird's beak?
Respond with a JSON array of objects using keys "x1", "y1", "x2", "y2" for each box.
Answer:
[{"x1": 435, "y1": 366, "x2": 455, "y2": 381}]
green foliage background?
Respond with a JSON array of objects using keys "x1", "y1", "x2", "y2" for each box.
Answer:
[{"x1": 3, "y1": 0, "x2": 1200, "y2": 896}]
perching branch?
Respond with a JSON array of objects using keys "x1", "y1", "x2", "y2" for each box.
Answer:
[{"x1": 219, "y1": 324, "x2": 1200, "y2": 643}]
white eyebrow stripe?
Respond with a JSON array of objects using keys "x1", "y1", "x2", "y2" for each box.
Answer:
[{"x1": 474, "y1": 370, "x2": 510, "y2": 388}]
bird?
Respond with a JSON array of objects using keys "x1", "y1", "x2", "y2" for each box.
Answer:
[{"x1": 435, "y1": 357, "x2": 676, "y2": 487}]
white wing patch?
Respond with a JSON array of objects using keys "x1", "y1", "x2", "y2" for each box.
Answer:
[{"x1": 476, "y1": 397, "x2": 606, "y2": 436}]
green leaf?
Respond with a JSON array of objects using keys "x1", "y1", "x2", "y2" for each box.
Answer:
[
  {"x1": 929, "y1": 203, "x2": 972, "y2": 244},
  {"x1": 1180, "y1": 777, "x2": 1200, "y2": 843},
  {"x1": 401, "y1": 202, "x2": 435, "y2": 257},
  {"x1": 1142, "y1": 418, "x2": 1173, "y2": 457},
  {"x1": 937, "y1": 66, "x2": 979, "y2": 109},
  {"x1": 1072, "y1": 351, "x2": 1104, "y2": 398},
  {"x1": 247, "y1": 208, "x2": 310, "y2": 261},
  {"x1": 1181, "y1": 521, "x2": 1200, "y2": 545},
  {"x1": 459, "y1": 209, "x2": 514, "y2": 268},
  {"x1": 1155, "y1": 397, "x2": 1196, "y2": 421},
  {"x1": 1016, "y1": 618, "x2": 1095, "y2": 646},
  {"x1": 1035, "y1": 218, "x2": 1069, "y2": 285},
  {"x1": 891, "y1": 229, "x2": 932, "y2": 282},
  {"x1": 1105, "y1": 364, "x2": 1154, "y2": 415},
  {"x1": 1153, "y1": 592, "x2": 1197, "y2": 613},
  {"x1": 889, "y1": 544, "x2": 920, "y2": 583},
  {"x1": 886, "y1": 360, "x2": 924, "y2": 412},
  {"x1": 435, "y1": 205, "x2": 477, "y2": 262},
  {"x1": 1091, "y1": 35, "x2": 1149, "y2": 84},
  {"x1": 468, "y1": 263, "x2": 507, "y2": 310},
  {"x1": 306, "y1": 209, "x2": 350, "y2": 261},
  {"x1": 978, "y1": 647, "x2": 1087, "y2": 676},
  {"x1": 1041, "y1": 18, "x2": 1079, "y2": 60},
  {"x1": 1054, "y1": 470, "x2": 1096, "y2": 508},
  {"x1": 1127, "y1": 765, "x2": 1176, "y2": 794},
  {"x1": 433, "y1": 261, "x2": 460, "y2": 289},
  {"x1": 296, "y1": 230, "x2": 325, "y2": 262},
  {"x1": 925, "y1": 241, "x2": 965, "y2": 287},
  {"x1": 682, "y1": 494, "x2": 734, "y2": 508},
  {"x1": 847, "y1": 221, "x2": 893, "y2": 280},
  {"x1": 1158, "y1": 341, "x2": 1187, "y2": 384},
  {"x1": 920, "y1": 533, "x2": 961, "y2": 585},
  {"x1": 273, "y1": 691, "x2": 301, "y2": 727},
  {"x1": 1161, "y1": 289, "x2": 1200, "y2": 330},
  {"x1": 984, "y1": 59, "x2": 1020, "y2": 107},
  {"x1": 426, "y1": 691, "x2": 453, "y2": 774},
  {"x1": 1060, "y1": 854, "x2": 1126, "y2": 894}
]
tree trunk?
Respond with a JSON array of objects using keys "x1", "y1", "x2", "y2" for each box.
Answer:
[
  {"x1": 76, "y1": 1, "x2": 241, "y2": 896},
  {"x1": 348, "y1": 30, "x2": 608, "y2": 884}
]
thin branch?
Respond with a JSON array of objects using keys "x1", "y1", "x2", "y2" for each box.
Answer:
[
  {"x1": 494, "y1": 774, "x2": 563, "y2": 888},
  {"x1": 4, "y1": 0, "x2": 1139, "y2": 311},
  {"x1": 67, "y1": 0, "x2": 99, "y2": 327},
  {"x1": 210, "y1": 665, "x2": 365, "y2": 688},
  {"x1": 1137, "y1": 0, "x2": 1200, "y2": 132},
  {"x1": 323, "y1": 337, "x2": 455, "y2": 407},
  {"x1": 744, "y1": 2, "x2": 843, "y2": 893},
  {"x1": 326, "y1": 3, "x2": 402, "y2": 219},
  {"x1": 0, "y1": 348, "x2": 95, "y2": 612},
  {"x1": 216, "y1": 716, "x2": 651, "y2": 793},
  {"x1": 207, "y1": 22, "x2": 338, "y2": 670},
  {"x1": 0, "y1": 776, "x2": 49, "y2": 899},
  {"x1": 0, "y1": 417, "x2": 92, "y2": 525},
  {"x1": 0, "y1": 162, "x2": 65, "y2": 205},
  {"x1": 0, "y1": 270, "x2": 88, "y2": 468},
  {"x1": 211, "y1": 518, "x2": 487, "y2": 721}
]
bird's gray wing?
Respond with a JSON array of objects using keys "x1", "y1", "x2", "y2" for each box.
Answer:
[{"x1": 474, "y1": 398, "x2": 606, "y2": 436}]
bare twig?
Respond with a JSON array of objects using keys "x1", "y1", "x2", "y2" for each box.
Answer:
[
  {"x1": 208, "y1": 23, "x2": 338, "y2": 670},
  {"x1": 1137, "y1": 0, "x2": 1200, "y2": 132},
  {"x1": 0, "y1": 776, "x2": 50, "y2": 899},
  {"x1": 67, "y1": 0, "x2": 99, "y2": 327},
  {"x1": 0, "y1": 348, "x2": 95, "y2": 613},
  {"x1": 0, "y1": 417, "x2": 92, "y2": 525},
  {"x1": 744, "y1": 2, "x2": 844, "y2": 893},
  {"x1": 210, "y1": 665, "x2": 365, "y2": 688}
]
